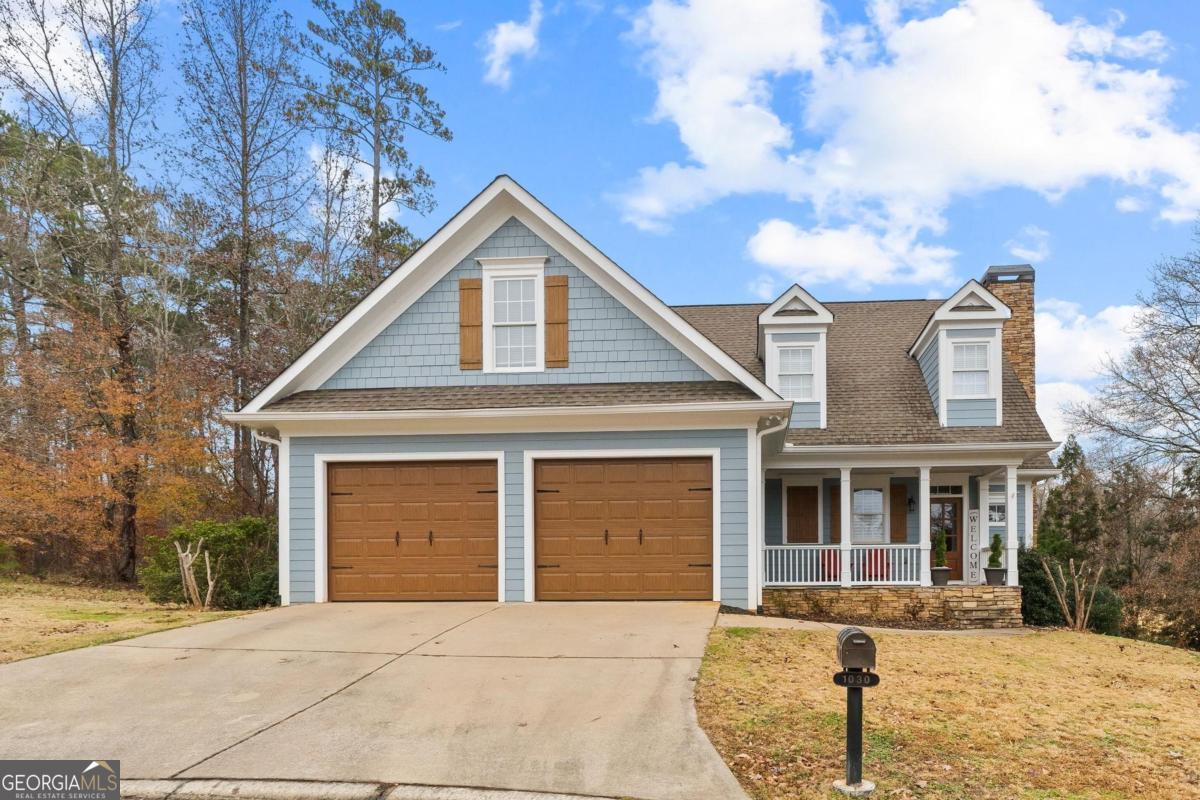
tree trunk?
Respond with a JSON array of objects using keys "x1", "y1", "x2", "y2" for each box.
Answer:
[{"x1": 235, "y1": 7, "x2": 255, "y2": 513}]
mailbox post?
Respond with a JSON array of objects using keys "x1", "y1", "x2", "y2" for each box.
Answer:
[{"x1": 833, "y1": 627, "x2": 878, "y2": 797}]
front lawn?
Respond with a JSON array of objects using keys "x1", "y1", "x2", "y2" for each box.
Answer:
[
  {"x1": 697, "y1": 626, "x2": 1200, "y2": 799},
  {"x1": 0, "y1": 576, "x2": 244, "y2": 663}
]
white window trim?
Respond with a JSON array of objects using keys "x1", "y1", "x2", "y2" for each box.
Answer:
[
  {"x1": 481, "y1": 257, "x2": 545, "y2": 373},
  {"x1": 850, "y1": 476, "x2": 889, "y2": 545},
  {"x1": 764, "y1": 330, "x2": 827, "y2": 428},
  {"x1": 948, "y1": 339, "x2": 993, "y2": 400},
  {"x1": 780, "y1": 475, "x2": 823, "y2": 545},
  {"x1": 937, "y1": 327, "x2": 1004, "y2": 425}
]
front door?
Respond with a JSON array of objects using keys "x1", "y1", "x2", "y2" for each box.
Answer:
[{"x1": 929, "y1": 498, "x2": 963, "y2": 580}]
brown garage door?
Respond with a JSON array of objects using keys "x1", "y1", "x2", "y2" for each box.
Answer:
[
  {"x1": 327, "y1": 461, "x2": 498, "y2": 601},
  {"x1": 534, "y1": 457, "x2": 713, "y2": 600}
]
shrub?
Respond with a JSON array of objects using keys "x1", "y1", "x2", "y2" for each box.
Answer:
[
  {"x1": 141, "y1": 517, "x2": 277, "y2": 609},
  {"x1": 933, "y1": 528, "x2": 947, "y2": 568},
  {"x1": 988, "y1": 534, "x2": 1003, "y2": 569},
  {"x1": 0, "y1": 541, "x2": 18, "y2": 576},
  {"x1": 1018, "y1": 548, "x2": 1122, "y2": 635}
]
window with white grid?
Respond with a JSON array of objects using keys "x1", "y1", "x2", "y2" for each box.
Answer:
[
  {"x1": 492, "y1": 277, "x2": 537, "y2": 369},
  {"x1": 951, "y1": 342, "x2": 990, "y2": 397},
  {"x1": 778, "y1": 346, "x2": 814, "y2": 401}
]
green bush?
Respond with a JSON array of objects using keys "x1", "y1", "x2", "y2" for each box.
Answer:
[
  {"x1": 1019, "y1": 548, "x2": 1121, "y2": 634},
  {"x1": 141, "y1": 517, "x2": 277, "y2": 609}
]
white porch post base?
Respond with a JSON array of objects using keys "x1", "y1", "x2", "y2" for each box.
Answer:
[
  {"x1": 918, "y1": 466, "x2": 931, "y2": 587},
  {"x1": 839, "y1": 467, "x2": 852, "y2": 587},
  {"x1": 1006, "y1": 464, "x2": 1019, "y2": 586}
]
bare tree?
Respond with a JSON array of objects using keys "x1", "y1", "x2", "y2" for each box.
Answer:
[
  {"x1": 1040, "y1": 556, "x2": 1105, "y2": 632},
  {"x1": 177, "y1": 0, "x2": 304, "y2": 514},
  {"x1": 1071, "y1": 243, "x2": 1200, "y2": 463}
]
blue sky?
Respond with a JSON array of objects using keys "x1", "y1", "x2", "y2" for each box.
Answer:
[{"x1": 156, "y1": 1, "x2": 1200, "y2": 438}]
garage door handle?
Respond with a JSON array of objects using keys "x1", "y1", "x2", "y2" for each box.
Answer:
[
  {"x1": 639, "y1": 528, "x2": 643, "y2": 545},
  {"x1": 536, "y1": 563, "x2": 560, "y2": 569},
  {"x1": 477, "y1": 563, "x2": 498, "y2": 569},
  {"x1": 330, "y1": 565, "x2": 352, "y2": 570},
  {"x1": 394, "y1": 530, "x2": 399, "y2": 546},
  {"x1": 428, "y1": 530, "x2": 433, "y2": 546},
  {"x1": 688, "y1": 563, "x2": 712, "y2": 568},
  {"x1": 604, "y1": 529, "x2": 608, "y2": 545}
]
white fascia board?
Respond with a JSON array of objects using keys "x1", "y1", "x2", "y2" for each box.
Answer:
[
  {"x1": 758, "y1": 284, "x2": 834, "y2": 324},
  {"x1": 226, "y1": 400, "x2": 794, "y2": 437},
  {"x1": 908, "y1": 279, "x2": 1012, "y2": 358},
  {"x1": 770, "y1": 440, "x2": 1058, "y2": 469}
]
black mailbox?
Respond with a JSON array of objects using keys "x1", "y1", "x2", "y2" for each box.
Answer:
[{"x1": 836, "y1": 627, "x2": 876, "y2": 671}]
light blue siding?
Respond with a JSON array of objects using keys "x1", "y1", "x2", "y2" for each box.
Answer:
[
  {"x1": 288, "y1": 429, "x2": 751, "y2": 608},
  {"x1": 947, "y1": 398, "x2": 998, "y2": 426},
  {"x1": 789, "y1": 402, "x2": 821, "y2": 429},
  {"x1": 945, "y1": 328, "x2": 997, "y2": 339},
  {"x1": 918, "y1": 340, "x2": 939, "y2": 411},
  {"x1": 764, "y1": 478, "x2": 782, "y2": 546},
  {"x1": 322, "y1": 217, "x2": 713, "y2": 389}
]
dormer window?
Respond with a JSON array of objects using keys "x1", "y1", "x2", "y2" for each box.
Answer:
[
  {"x1": 950, "y1": 341, "x2": 990, "y2": 398},
  {"x1": 758, "y1": 285, "x2": 833, "y2": 429},
  {"x1": 778, "y1": 346, "x2": 815, "y2": 401}
]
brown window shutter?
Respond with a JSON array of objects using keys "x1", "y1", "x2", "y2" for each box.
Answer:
[
  {"x1": 890, "y1": 484, "x2": 909, "y2": 543},
  {"x1": 459, "y1": 278, "x2": 482, "y2": 370},
  {"x1": 786, "y1": 485, "x2": 819, "y2": 544},
  {"x1": 545, "y1": 274, "x2": 568, "y2": 368},
  {"x1": 829, "y1": 486, "x2": 840, "y2": 544}
]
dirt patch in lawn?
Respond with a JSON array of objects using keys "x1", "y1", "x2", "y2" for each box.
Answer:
[
  {"x1": 0, "y1": 576, "x2": 246, "y2": 663},
  {"x1": 696, "y1": 626, "x2": 1200, "y2": 799}
]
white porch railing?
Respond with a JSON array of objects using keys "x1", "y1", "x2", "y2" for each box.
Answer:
[{"x1": 764, "y1": 544, "x2": 921, "y2": 586}]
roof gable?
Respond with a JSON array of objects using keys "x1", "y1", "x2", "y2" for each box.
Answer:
[
  {"x1": 908, "y1": 280, "x2": 1011, "y2": 357},
  {"x1": 240, "y1": 176, "x2": 778, "y2": 412},
  {"x1": 320, "y1": 217, "x2": 714, "y2": 390}
]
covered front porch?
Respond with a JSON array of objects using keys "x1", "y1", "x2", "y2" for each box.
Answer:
[{"x1": 760, "y1": 463, "x2": 1034, "y2": 590}]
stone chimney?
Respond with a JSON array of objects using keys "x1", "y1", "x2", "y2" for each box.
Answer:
[{"x1": 982, "y1": 265, "x2": 1035, "y2": 403}]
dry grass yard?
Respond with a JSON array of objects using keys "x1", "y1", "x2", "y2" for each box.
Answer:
[
  {"x1": 697, "y1": 626, "x2": 1200, "y2": 799},
  {"x1": 0, "y1": 576, "x2": 243, "y2": 663}
]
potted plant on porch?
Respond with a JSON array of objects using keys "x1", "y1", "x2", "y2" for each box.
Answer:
[
  {"x1": 984, "y1": 533, "x2": 1006, "y2": 586},
  {"x1": 931, "y1": 528, "x2": 951, "y2": 586}
]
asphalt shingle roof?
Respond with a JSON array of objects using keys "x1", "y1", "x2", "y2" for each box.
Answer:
[
  {"x1": 673, "y1": 300, "x2": 1055, "y2": 450},
  {"x1": 263, "y1": 380, "x2": 759, "y2": 412}
]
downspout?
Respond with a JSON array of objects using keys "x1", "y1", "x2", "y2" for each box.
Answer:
[
  {"x1": 250, "y1": 428, "x2": 287, "y2": 605},
  {"x1": 755, "y1": 413, "x2": 790, "y2": 611}
]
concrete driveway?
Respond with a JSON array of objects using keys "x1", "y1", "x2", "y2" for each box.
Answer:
[{"x1": 0, "y1": 602, "x2": 745, "y2": 800}]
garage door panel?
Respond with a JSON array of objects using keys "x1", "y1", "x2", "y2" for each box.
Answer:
[
  {"x1": 327, "y1": 460, "x2": 498, "y2": 602},
  {"x1": 534, "y1": 457, "x2": 713, "y2": 601}
]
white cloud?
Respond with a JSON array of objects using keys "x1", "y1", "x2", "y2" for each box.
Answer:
[
  {"x1": 436, "y1": 20, "x2": 463, "y2": 32},
  {"x1": 1115, "y1": 195, "x2": 1144, "y2": 213},
  {"x1": 1005, "y1": 225, "x2": 1050, "y2": 263},
  {"x1": 483, "y1": 1, "x2": 543, "y2": 89},
  {"x1": 746, "y1": 274, "x2": 778, "y2": 300},
  {"x1": 1037, "y1": 381, "x2": 1093, "y2": 442},
  {"x1": 623, "y1": 0, "x2": 1200, "y2": 290},
  {"x1": 1036, "y1": 298, "x2": 1139, "y2": 382}
]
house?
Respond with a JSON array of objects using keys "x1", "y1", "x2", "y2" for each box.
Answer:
[{"x1": 229, "y1": 176, "x2": 1057, "y2": 628}]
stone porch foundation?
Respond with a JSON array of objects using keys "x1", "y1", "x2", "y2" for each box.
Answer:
[{"x1": 761, "y1": 586, "x2": 1023, "y2": 629}]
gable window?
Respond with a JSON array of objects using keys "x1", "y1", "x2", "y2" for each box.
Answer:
[
  {"x1": 481, "y1": 258, "x2": 545, "y2": 373},
  {"x1": 778, "y1": 346, "x2": 814, "y2": 401},
  {"x1": 951, "y1": 342, "x2": 990, "y2": 397}
]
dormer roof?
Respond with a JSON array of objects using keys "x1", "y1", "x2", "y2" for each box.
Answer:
[
  {"x1": 757, "y1": 284, "x2": 833, "y2": 358},
  {"x1": 907, "y1": 279, "x2": 1010, "y2": 357}
]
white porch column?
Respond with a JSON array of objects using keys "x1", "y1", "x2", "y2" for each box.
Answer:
[
  {"x1": 839, "y1": 467, "x2": 852, "y2": 587},
  {"x1": 918, "y1": 466, "x2": 931, "y2": 586},
  {"x1": 1006, "y1": 464, "x2": 1019, "y2": 585}
]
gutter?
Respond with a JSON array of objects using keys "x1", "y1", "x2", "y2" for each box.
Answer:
[
  {"x1": 251, "y1": 429, "x2": 281, "y2": 447},
  {"x1": 225, "y1": 399, "x2": 795, "y2": 425},
  {"x1": 781, "y1": 440, "x2": 1059, "y2": 454}
]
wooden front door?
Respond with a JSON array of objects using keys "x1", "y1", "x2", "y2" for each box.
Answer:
[
  {"x1": 533, "y1": 457, "x2": 713, "y2": 600},
  {"x1": 930, "y1": 497, "x2": 963, "y2": 580},
  {"x1": 327, "y1": 461, "x2": 498, "y2": 601}
]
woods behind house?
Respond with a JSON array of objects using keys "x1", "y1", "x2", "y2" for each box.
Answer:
[{"x1": 0, "y1": 0, "x2": 448, "y2": 581}]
